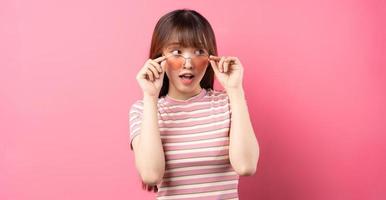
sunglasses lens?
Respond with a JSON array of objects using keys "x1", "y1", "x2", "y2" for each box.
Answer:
[
  {"x1": 166, "y1": 54, "x2": 209, "y2": 70},
  {"x1": 192, "y1": 55, "x2": 209, "y2": 68},
  {"x1": 167, "y1": 56, "x2": 185, "y2": 70}
]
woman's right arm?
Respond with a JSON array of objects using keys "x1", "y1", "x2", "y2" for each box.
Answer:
[
  {"x1": 131, "y1": 94, "x2": 165, "y2": 186},
  {"x1": 131, "y1": 56, "x2": 168, "y2": 186}
]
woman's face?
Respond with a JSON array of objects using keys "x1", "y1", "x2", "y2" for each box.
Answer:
[{"x1": 162, "y1": 43, "x2": 209, "y2": 93}]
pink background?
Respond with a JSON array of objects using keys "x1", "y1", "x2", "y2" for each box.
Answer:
[{"x1": 1, "y1": 0, "x2": 385, "y2": 199}]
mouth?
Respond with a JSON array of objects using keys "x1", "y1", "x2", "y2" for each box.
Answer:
[
  {"x1": 179, "y1": 74, "x2": 195, "y2": 79},
  {"x1": 179, "y1": 74, "x2": 195, "y2": 85}
]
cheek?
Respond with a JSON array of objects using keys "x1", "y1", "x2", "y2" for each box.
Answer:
[
  {"x1": 166, "y1": 59, "x2": 182, "y2": 70},
  {"x1": 195, "y1": 60, "x2": 209, "y2": 71}
]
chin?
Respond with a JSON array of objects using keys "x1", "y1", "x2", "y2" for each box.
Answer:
[
  {"x1": 178, "y1": 84, "x2": 198, "y2": 92},
  {"x1": 173, "y1": 75, "x2": 202, "y2": 92},
  {"x1": 178, "y1": 85, "x2": 195, "y2": 91}
]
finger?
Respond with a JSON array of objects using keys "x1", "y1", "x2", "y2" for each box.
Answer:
[
  {"x1": 146, "y1": 69, "x2": 154, "y2": 81},
  {"x1": 148, "y1": 63, "x2": 160, "y2": 78},
  {"x1": 159, "y1": 61, "x2": 167, "y2": 79},
  {"x1": 138, "y1": 60, "x2": 151, "y2": 80},
  {"x1": 210, "y1": 60, "x2": 220, "y2": 75},
  {"x1": 227, "y1": 57, "x2": 239, "y2": 64},
  {"x1": 223, "y1": 61, "x2": 229, "y2": 73},
  {"x1": 218, "y1": 56, "x2": 226, "y2": 73},
  {"x1": 153, "y1": 55, "x2": 167, "y2": 63},
  {"x1": 209, "y1": 55, "x2": 221, "y2": 61},
  {"x1": 149, "y1": 60, "x2": 162, "y2": 73},
  {"x1": 160, "y1": 60, "x2": 166, "y2": 74},
  {"x1": 224, "y1": 57, "x2": 233, "y2": 73}
]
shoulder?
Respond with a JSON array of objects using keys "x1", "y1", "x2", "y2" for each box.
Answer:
[
  {"x1": 129, "y1": 98, "x2": 165, "y2": 113},
  {"x1": 129, "y1": 99, "x2": 144, "y2": 111},
  {"x1": 205, "y1": 88, "x2": 229, "y2": 100}
]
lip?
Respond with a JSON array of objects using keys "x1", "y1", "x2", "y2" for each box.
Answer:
[
  {"x1": 179, "y1": 72, "x2": 195, "y2": 77},
  {"x1": 179, "y1": 75, "x2": 194, "y2": 85}
]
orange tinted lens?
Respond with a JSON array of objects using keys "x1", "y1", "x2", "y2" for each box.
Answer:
[
  {"x1": 192, "y1": 55, "x2": 209, "y2": 69},
  {"x1": 166, "y1": 56, "x2": 185, "y2": 70},
  {"x1": 166, "y1": 55, "x2": 209, "y2": 70}
]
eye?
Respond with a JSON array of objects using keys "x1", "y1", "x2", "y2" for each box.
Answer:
[
  {"x1": 170, "y1": 49, "x2": 182, "y2": 55},
  {"x1": 194, "y1": 49, "x2": 207, "y2": 56}
]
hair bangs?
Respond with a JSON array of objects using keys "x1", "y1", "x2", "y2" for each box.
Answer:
[
  {"x1": 148, "y1": 9, "x2": 217, "y2": 98},
  {"x1": 164, "y1": 20, "x2": 209, "y2": 51}
]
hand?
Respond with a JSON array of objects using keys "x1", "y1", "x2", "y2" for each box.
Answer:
[
  {"x1": 136, "y1": 56, "x2": 167, "y2": 97},
  {"x1": 209, "y1": 55, "x2": 244, "y2": 91}
]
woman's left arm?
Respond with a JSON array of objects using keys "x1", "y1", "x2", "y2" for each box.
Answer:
[
  {"x1": 209, "y1": 55, "x2": 260, "y2": 176},
  {"x1": 227, "y1": 87, "x2": 259, "y2": 176}
]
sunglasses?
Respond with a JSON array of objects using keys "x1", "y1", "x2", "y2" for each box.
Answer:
[{"x1": 163, "y1": 50, "x2": 210, "y2": 70}]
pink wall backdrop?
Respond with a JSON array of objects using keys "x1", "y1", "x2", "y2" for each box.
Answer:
[{"x1": 1, "y1": 0, "x2": 385, "y2": 199}]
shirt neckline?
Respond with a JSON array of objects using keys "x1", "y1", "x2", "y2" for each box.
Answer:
[{"x1": 165, "y1": 88, "x2": 207, "y2": 104}]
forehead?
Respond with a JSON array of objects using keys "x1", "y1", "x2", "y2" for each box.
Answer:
[
  {"x1": 165, "y1": 42, "x2": 204, "y2": 49},
  {"x1": 165, "y1": 32, "x2": 202, "y2": 46}
]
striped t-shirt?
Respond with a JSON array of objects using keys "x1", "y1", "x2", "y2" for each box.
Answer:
[{"x1": 129, "y1": 88, "x2": 239, "y2": 200}]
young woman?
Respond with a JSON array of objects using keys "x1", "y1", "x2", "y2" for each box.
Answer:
[{"x1": 129, "y1": 9, "x2": 259, "y2": 199}]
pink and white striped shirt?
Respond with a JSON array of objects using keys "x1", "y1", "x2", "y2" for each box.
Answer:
[{"x1": 129, "y1": 88, "x2": 239, "y2": 200}]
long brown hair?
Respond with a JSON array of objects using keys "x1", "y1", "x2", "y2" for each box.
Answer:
[
  {"x1": 143, "y1": 9, "x2": 218, "y2": 193},
  {"x1": 149, "y1": 9, "x2": 218, "y2": 98}
]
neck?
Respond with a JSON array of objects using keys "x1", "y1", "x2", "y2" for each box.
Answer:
[{"x1": 167, "y1": 86, "x2": 202, "y2": 100}]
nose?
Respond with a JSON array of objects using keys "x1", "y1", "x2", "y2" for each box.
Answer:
[{"x1": 183, "y1": 58, "x2": 193, "y2": 69}]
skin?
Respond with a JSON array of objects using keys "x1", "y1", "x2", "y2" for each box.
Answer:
[
  {"x1": 133, "y1": 56, "x2": 167, "y2": 186},
  {"x1": 132, "y1": 42, "x2": 260, "y2": 188},
  {"x1": 209, "y1": 55, "x2": 259, "y2": 176},
  {"x1": 161, "y1": 44, "x2": 208, "y2": 100}
]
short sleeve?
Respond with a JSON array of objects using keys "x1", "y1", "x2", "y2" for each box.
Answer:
[
  {"x1": 128, "y1": 100, "x2": 144, "y2": 151},
  {"x1": 220, "y1": 89, "x2": 232, "y2": 117},
  {"x1": 225, "y1": 92, "x2": 232, "y2": 121}
]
